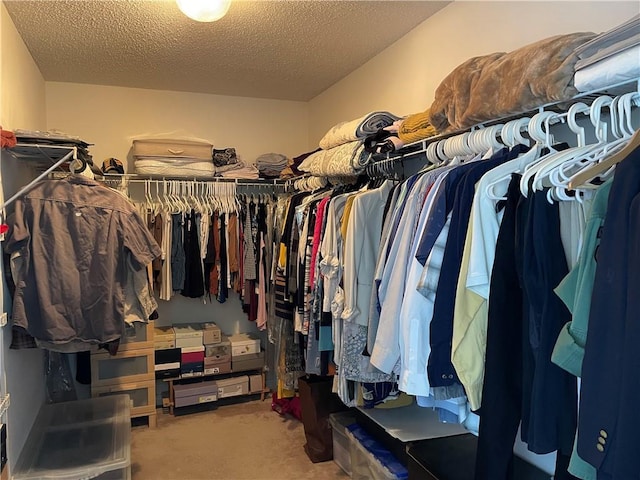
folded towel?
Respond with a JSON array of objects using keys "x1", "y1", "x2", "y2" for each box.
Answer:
[
  {"x1": 398, "y1": 110, "x2": 438, "y2": 143},
  {"x1": 319, "y1": 111, "x2": 400, "y2": 150}
]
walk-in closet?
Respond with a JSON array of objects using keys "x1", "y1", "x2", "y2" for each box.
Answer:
[{"x1": 1, "y1": 1, "x2": 639, "y2": 479}]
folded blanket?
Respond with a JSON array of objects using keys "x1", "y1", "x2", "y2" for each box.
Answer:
[
  {"x1": 219, "y1": 164, "x2": 260, "y2": 179},
  {"x1": 134, "y1": 158, "x2": 215, "y2": 177},
  {"x1": 429, "y1": 32, "x2": 596, "y2": 132},
  {"x1": 319, "y1": 111, "x2": 400, "y2": 150},
  {"x1": 298, "y1": 141, "x2": 368, "y2": 177},
  {"x1": 292, "y1": 148, "x2": 321, "y2": 176},
  {"x1": 398, "y1": 110, "x2": 438, "y2": 143}
]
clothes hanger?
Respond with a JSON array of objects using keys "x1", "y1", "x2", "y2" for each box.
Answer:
[
  {"x1": 568, "y1": 93, "x2": 640, "y2": 190},
  {"x1": 519, "y1": 110, "x2": 562, "y2": 196},
  {"x1": 552, "y1": 94, "x2": 629, "y2": 193}
]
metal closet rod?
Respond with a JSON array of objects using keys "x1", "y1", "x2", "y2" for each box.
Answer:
[{"x1": 100, "y1": 175, "x2": 289, "y2": 188}]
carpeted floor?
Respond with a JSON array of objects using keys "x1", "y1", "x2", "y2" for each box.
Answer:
[{"x1": 131, "y1": 398, "x2": 348, "y2": 480}]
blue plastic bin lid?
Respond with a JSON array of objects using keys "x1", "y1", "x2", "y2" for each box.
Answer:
[{"x1": 347, "y1": 424, "x2": 409, "y2": 479}]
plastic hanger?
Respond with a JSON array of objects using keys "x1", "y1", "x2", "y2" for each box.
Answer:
[
  {"x1": 519, "y1": 111, "x2": 562, "y2": 196},
  {"x1": 568, "y1": 93, "x2": 640, "y2": 189}
]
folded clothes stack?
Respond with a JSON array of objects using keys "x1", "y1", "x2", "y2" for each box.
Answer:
[
  {"x1": 255, "y1": 153, "x2": 289, "y2": 179},
  {"x1": 13, "y1": 129, "x2": 96, "y2": 173},
  {"x1": 217, "y1": 161, "x2": 260, "y2": 179}
]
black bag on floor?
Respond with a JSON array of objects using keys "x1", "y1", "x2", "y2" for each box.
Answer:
[{"x1": 298, "y1": 375, "x2": 348, "y2": 463}]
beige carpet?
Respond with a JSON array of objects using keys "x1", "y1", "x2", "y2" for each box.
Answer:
[{"x1": 131, "y1": 399, "x2": 349, "y2": 480}]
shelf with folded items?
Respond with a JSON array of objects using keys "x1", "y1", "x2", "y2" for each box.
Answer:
[{"x1": 372, "y1": 77, "x2": 640, "y2": 165}]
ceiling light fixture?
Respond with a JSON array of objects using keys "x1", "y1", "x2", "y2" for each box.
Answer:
[{"x1": 176, "y1": 0, "x2": 231, "y2": 22}]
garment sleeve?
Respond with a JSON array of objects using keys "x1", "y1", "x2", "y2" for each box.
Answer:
[
  {"x1": 451, "y1": 218, "x2": 487, "y2": 411},
  {"x1": 371, "y1": 196, "x2": 419, "y2": 374},
  {"x1": 122, "y1": 208, "x2": 162, "y2": 270},
  {"x1": 341, "y1": 195, "x2": 364, "y2": 323},
  {"x1": 4, "y1": 202, "x2": 31, "y2": 255}
]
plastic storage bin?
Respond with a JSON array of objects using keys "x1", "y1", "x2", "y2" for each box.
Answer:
[
  {"x1": 346, "y1": 424, "x2": 408, "y2": 480},
  {"x1": 13, "y1": 395, "x2": 131, "y2": 480},
  {"x1": 329, "y1": 411, "x2": 357, "y2": 475}
]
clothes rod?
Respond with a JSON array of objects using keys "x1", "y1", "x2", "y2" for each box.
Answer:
[
  {"x1": 98, "y1": 173, "x2": 288, "y2": 186},
  {"x1": 98, "y1": 176, "x2": 290, "y2": 188}
]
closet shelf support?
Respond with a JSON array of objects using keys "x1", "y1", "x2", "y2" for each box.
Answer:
[{"x1": 1, "y1": 149, "x2": 75, "y2": 212}]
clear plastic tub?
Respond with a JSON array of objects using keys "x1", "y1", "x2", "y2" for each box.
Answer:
[
  {"x1": 13, "y1": 395, "x2": 131, "y2": 480},
  {"x1": 329, "y1": 411, "x2": 357, "y2": 475},
  {"x1": 346, "y1": 424, "x2": 408, "y2": 480}
]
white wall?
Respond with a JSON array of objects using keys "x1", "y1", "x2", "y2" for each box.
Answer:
[
  {"x1": 46, "y1": 82, "x2": 310, "y2": 171},
  {"x1": 0, "y1": 2, "x2": 47, "y2": 472},
  {"x1": 308, "y1": 1, "x2": 640, "y2": 146}
]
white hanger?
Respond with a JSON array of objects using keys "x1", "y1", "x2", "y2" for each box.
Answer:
[
  {"x1": 567, "y1": 91, "x2": 640, "y2": 189},
  {"x1": 519, "y1": 111, "x2": 562, "y2": 196}
]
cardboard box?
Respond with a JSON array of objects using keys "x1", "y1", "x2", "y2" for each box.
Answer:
[
  {"x1": 204, "y1": 355, "x2": 230, "y2": 367},
  {"x1": 154, "y1": 363, "x2": 180, "y2": 380},
  {"x1": 205, "y1": 338, "x2": 230, "y2": 359},
  {"x1": 155, "y1": 348, "x2": 180, "y2": 365},
  {"x1": 174, "y1": 325, "x2": 203, "y2": 348},
  {"x1": 180, "y1": 361, "x2": 204, "y2": 377},
  {"x1": 204, "y1": 363, "x2": 231, "y2": 375},
  {"x1": 249, "y1": 374, "x2": 262, "y2": 393},
  {"x1": 154, "y1": 326, "x2": 175, "y2": 349},
  {"x1": 181, "y1": 346, "x2": 205, "y2": 364},
  {"x1": 202, "y1": 323, "x2": 222, "y2": 345},
  {"x1": 216, "y1": 376, "x2": 249, "y2": 398},
  {"x1": 232, "y1": 351, "x2": 265, "y2": 372},
  {"x1": 173, "y1": 380, "x2": 218, "y2": 408},
  {"x1": 228, "y1": 333, "x2": 260, "y2": 357}
]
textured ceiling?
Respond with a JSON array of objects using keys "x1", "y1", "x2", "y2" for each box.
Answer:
[{"x1": 4, "y1": 0, "x2": 449, "y2": 101}]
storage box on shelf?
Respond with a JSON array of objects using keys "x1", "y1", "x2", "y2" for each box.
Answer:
[
  {"x1": 155, "y1": 348, "x2": 181, "y2": 380},
  {"x1": 174, "y1": 324, "x2": 204, "y2": 348},
  {"x1": 202, "y1": 322, "x2": 222, "y2": 345},
  {"x1": 12, "y1": 395, "x2": 131, "y2": 480},
  {"x1": 154, "y1": 325, "x2": 176, "y2": 350},
  {"x1": 228, "y1": 333, "x2": 260, "y2": 356},
  {"x1": 181, "y1": 345, "x2": 205, "y2": 377},
  {"x1": 174, "y1": 380, "x2": 219, "y2": 408},
  {"x1": 165, "y1": 351, "x2": 268, "y2": 414},
  {"x1": 91, "y1": 321, "x2": 156, "y2": 428}
]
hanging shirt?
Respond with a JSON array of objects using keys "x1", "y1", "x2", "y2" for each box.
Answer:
[
  {"x1": 370, "y1": 172, "x2": 433, "y2": 374},
  {"x1": 181, "y1": 210, "x2": 205, "y2": 298},
  {"x1": 341, "y1": 180, "x2": 393, "y2": 327},
  {"x1": 171, "y1": 213, "x2": 185, "y2": 291},
  {"x1": 5, "y1": 175, "x2": 161, "y2": 345}
]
